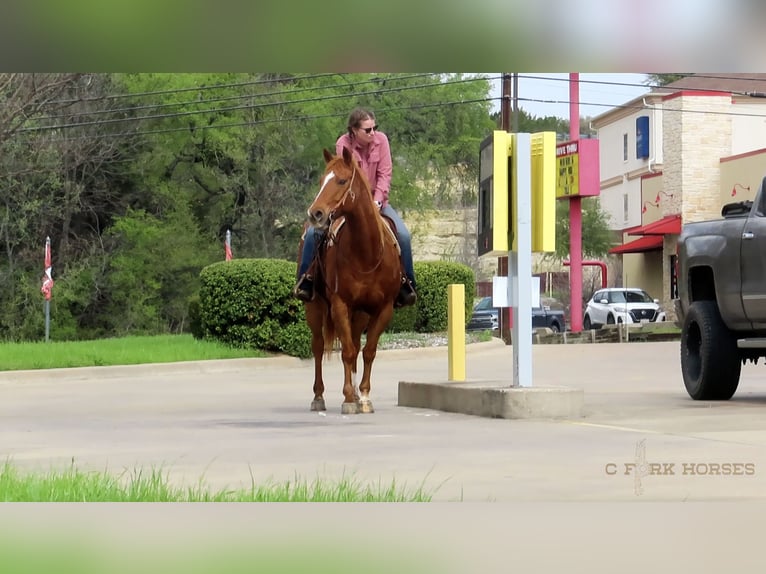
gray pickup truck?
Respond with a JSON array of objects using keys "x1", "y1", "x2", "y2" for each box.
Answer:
[{"x1": 676, "y1": 175, "x2": 766, "y2": 400}]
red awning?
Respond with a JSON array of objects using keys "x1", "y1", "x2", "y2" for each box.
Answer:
[
  {"x1": 628, "y1": 214, "x2": 682, "y2": 236},
  {"x1": 609, "y1": 235, "x2": 664, "y2": 254}
]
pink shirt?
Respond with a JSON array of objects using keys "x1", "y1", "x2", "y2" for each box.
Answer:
[{"x1": 335, "y1": 131, "x2": 393, "y2": 208}]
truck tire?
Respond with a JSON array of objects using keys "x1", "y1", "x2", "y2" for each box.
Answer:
[{"x1": 680, "y1": 300, "x2": 741, "y2": 400}]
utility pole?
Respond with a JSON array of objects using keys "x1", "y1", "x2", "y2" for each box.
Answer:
[{"x1": 512, "y1": 73, "x2": 519, "y2": 133}]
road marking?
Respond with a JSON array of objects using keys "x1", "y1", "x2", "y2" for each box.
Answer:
[
  {"x1": 563, "y1": 421, "x2": 766, "y2": 447},
  {"x1": 564, "y1": 421, "x2": 669, "y2": 435}
]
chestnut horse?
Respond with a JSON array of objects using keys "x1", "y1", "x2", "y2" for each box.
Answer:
[{"x1": 298, "y1": 147, "x2": 402, "y2": 414}]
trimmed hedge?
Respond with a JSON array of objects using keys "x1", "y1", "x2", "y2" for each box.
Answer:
[
  {"x1": 195, "y1": 258, "x2": 311, "y2": 357},
  {"x1": 411, "y1": 261, "x2": 475, "y2": 333},
  {"x1": 193, "y1": 258, "x2": 476, "y2": 358}
]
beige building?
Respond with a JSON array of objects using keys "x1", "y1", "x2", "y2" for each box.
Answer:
[{"x1": 592, "y1": 74, "x2": 766, "y2": 321}]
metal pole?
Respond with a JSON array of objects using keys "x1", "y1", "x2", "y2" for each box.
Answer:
[
  {"x1": 44, "y1": 300, "x2": 50, "y2": 342},
  {"x1": 512, "y1": 133, "x2": 533, "y2": 388},
  {"x1": 569, "y1": 73, "x2": 584, "y2": 333}
]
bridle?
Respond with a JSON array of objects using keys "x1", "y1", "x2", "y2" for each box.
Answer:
[
  {"x1": 317, "y1": 164, "x2": 389, "y2": 291},
  {"x1": 328, "y1": 166, "x2": 356, "y2": 222}
]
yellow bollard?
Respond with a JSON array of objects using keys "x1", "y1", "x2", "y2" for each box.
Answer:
[{"x1": 447, "y1": 284, "x2": 466, "y2": 381}]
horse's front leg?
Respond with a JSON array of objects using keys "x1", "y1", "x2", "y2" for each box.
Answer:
[
  {"x1": 357, "y1": 303, "x2": 394, "y2": 414},
  {"x1": 307, "y1": 306, "x2": 326, "y2": 412},
  {"x1": 350, "y1": 312, "x2": 370, "y2": 405},
  {"x1": 332, "y1": 301, "x2": 359, "y2": 414}
]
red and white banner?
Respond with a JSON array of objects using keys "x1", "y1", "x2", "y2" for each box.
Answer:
[
  {"x1": 41, "y1": 236, "x2": 54, "y2": 300},
  {"x1": 224, "y1": 229, "x2": 233, "y2": 261}
]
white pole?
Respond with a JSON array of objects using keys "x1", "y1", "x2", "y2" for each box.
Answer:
[{"x1": 512, "y1": 133, "x2": 533, "y2": 388}]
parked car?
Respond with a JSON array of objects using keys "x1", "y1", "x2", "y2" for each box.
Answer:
[
  {"x1": 583, "y1": 288, "x2": 666, "y2": 330},
  {"x1": 467, "y1": 296, "x2": 567, "y2": 333},
  {"x1": 468, "y1": 296, "x2": 500, "y2": 331}
]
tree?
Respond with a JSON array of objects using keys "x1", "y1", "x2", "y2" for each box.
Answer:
[
  {"x1": 553, "y1": 197, "x2": 613, "y2": 260},
  {"x1": 643, "y1": 74, "x2": 692, "y2": 87},
  {"x1": 0, "y1": 72, "x2": 499, "y2": 340}
]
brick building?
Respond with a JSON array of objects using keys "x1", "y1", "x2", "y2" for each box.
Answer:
[{"x1": 592, "y1": 74, "x2": 766, "y2": 321}]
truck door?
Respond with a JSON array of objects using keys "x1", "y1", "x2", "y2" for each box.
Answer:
[{"x1": 741, "y1": 184, "x2": 766, "y2": 327}]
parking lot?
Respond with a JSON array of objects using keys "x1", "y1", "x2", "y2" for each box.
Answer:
[{"x1": 2, "y1": 338, "x2": 766, "y2": 501}]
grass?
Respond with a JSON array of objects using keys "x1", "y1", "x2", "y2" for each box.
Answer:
[
  {"x1": 0, "y1": 331, "x2": 490, "y2": 372},
  {"x1": 0, "y1": 334, "x2": 267, "y2": 372},
  {"x1": 0, "y1": 460, "x2": 434, "y2": 502}
]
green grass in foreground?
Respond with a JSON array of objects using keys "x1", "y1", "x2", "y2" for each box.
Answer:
[
  {"x1": 0, "y1": 331, "x2": 489, "y2": 371},
  {"x1": 0, "y1": 334, "x2": 267, "y2": 371},
  {"x1": 0, "y1": 461, "x2": 433, "y2": 502}
]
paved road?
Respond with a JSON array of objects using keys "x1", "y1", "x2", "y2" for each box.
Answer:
[{"x1": 3, "y1": 338, "x2": 766, "y2": 501}]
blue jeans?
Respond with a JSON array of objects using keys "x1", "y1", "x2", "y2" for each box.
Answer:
[{"x1": 297, "y1": 206, "x2": 416, "y2": 288}]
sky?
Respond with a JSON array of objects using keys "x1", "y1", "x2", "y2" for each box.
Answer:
[{"x1": 490, "y1": 73, "x2": 650, "y2": 120}]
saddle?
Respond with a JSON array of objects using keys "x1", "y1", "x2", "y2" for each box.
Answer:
[
  {"x1": 303, "y1": 214, "x2": 404, "y2": 300},
  {"x1": 324, "y1": 214, "x2": 401, "y2": 256}
]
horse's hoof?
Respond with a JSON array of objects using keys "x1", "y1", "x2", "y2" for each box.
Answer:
[
  {"x1": 311, "y1": 399, "x2": 326, "y2": 412},
  {"x1": 341, "y1": 402, "x2": 359, "y2": 415},
  {"x1": 359, "y1": 400, "x2": 374, "y2": 414}
]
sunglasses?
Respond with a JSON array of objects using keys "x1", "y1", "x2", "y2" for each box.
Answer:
[{"x1": 359, "y1": 125, "x2": 378, "y2": 134}]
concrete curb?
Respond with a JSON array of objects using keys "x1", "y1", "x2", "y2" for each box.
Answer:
[{"x1": 398, "y1": 380, "x2": 584, "y2": 420}]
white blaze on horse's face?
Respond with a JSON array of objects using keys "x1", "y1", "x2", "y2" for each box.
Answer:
[{"x1": 308, "y1": 170, "x2": 336, "y2": 227}]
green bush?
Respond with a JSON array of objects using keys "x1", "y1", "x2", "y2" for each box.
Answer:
[
  {"x1": 386, "y1": 305, "x2": 417, "y2": 333},
  {"x1": 412, "y1": 261, "x2": 475, "y2": 333},
  {"x1": 195, "y1": 258, "x2": 476, "y2": 357},
  {"x1": 197, "y1": 258, "x2": 310, "y2": 357}
]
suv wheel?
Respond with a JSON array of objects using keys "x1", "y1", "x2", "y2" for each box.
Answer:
[{"x1": 680, "y1": 300, "x2": 741, "y2": 400}]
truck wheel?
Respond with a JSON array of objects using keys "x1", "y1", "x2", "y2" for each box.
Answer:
[
  {"x1": 680, "y1": 300, "x2": 741, "y2": 400},
  {"x1": 549, "y1": 322, "x2": 561, "y2": 333}
]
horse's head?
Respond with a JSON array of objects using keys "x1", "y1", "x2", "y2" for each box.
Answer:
[{"x1": 307, "y1": 147, "x2": 363, "y2": 230}]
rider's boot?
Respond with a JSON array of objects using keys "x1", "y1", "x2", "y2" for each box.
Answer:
[
  {"x1": 395, "y1": 276, "x2": 417, "y2": 308},
  {"x1": 293, "y1": 273, "x2": 314, "y2": 302}
]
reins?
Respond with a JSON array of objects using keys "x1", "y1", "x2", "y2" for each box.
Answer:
[{"x1": 326, "y1": 165, "x2": 389, "y2": 291}]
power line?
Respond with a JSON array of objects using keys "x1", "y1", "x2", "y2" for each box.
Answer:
[
  {"x1": 28, "y1": 96, "x2": 502, "y2": 143},
  {"x1": 517, "y1": 73, "x2": 766, "y2": 98},
  {"x1": 515, "y1": 96, "x2": 766, "y2": 119},
  {"x1": 14, "y1": 72, "x2": 766, "y2": 146},
  {"x1": 35, "y1": 72, "x2": 442, "y2": 121},
  {"x1": 18, "y1": 75, "x2": 497, "y2": 135},
  {"x1": 18, "y1": 88, "x2": 766, "y2": 147},
  {"x1": 45, "y1": 72, "x2": 334, "y2": 105}
]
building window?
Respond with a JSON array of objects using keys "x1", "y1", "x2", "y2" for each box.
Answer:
[
  {"x1": 623, "y1": 193, "x2": 629, "y2": 223},
  {"x1": 623, "y1": 133, "x2": 628, "y2": 161}
]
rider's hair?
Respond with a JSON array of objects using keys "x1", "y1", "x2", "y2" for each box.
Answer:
[{"x1": 347, "y1": 107, "x2": 376, "y2": 138}]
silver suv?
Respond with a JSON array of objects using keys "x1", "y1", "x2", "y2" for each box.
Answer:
[{"x1": 583, "y1": 288, "x2": 666, "y2": 330}]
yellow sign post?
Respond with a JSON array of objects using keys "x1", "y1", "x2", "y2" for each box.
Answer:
[{"x1": 447, "y1": 283, "x2": 466, "y2": 381}]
